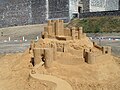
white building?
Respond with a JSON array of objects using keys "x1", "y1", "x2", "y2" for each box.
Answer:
[
  {"x1": 78, "y1": 0, "x2": 119, "y2": 12},
  {"x1": 90, "y1": 0, "x2": 106, "y2": 12}
]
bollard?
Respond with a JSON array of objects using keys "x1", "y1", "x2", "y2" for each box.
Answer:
[
  {"x1": 23, "y1": 36, "x2": 25, "y2": 41},
  {"x1": 9, "y1": 37, "x2": 11, "y2": 42},
  {"x1": 36, "y1": 36, "x2": 39, "y2": 41}
]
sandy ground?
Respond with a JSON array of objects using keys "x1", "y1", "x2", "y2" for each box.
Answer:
[
  {"x1": 0, "y1": 50, "x2": 56, "y2": 90},
  {"x1": 0, "y1": 50, "x2": 120, "y2": 90},
  {"x1": 0, "y1": 24, "x2": 46, "y2": 41}
]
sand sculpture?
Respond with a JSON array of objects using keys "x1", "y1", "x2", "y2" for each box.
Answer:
[
  {"x1": 29, "y1": 19, "x2": 112, "y2": 68},
  {"x1": 29, "y1": 20, "x2": 113, "y2": 90}
]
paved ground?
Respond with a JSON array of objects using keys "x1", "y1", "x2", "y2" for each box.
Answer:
[
  {"x1": 0, "y1": 24, "x2": 45, "y2": 54},
  {"x1": 0, "y1": 37, "x2": 120, "y2": 56},
  {"x1": 0, "y1": 41, "x2": 30, "y2": 54}
]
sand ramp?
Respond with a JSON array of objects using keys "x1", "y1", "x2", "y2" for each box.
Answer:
[{"x1": 30, "y1": 71, "x2": 72, "y2": 90}]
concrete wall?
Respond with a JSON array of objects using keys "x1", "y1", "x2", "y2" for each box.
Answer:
[
  {"x1": 69, "y1": 0, "x2": 79, "y2": 18},
  {"x1": 106, "y1": 0, "x2": 119, "y2": 11}
]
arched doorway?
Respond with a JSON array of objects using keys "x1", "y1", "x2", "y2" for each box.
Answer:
[{"x1": 78, "y1": 6, "x2": 82, "y2": 13}]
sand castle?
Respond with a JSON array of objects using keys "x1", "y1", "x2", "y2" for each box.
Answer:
[{"x1": 30, "y1": 20, "x2": 112, "y2": 68}]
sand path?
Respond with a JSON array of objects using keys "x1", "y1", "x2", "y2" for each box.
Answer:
[{"x1": 30, "y1": 63, "x2": 73, "y2": 90}]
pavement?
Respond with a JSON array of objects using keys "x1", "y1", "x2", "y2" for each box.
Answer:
[
  {"x1": 0, "y1": 41, "x2": 30, "y2": 54},
  {"x1": 0, "y1": 24, "x2": 45, "y2": 54}
]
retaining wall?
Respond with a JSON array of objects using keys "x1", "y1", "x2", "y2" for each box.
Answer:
[{"x1": 79, "y1": 10, "x2": 120, "y2": 18}]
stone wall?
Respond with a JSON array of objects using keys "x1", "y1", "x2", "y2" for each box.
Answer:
[
  {"x1": 48, "y1": 0, "x2": 69, "y2": 22},
  {"x1": 82, "y1": 0, "x2": 90, "y2": 12},
  {"x1": 31, "y1": 0, "x2": 47, "y2": 24},
  {"x1": 0, "y1": 0, "x2": 70, "y2": 28},
  {"x1": 0, "y1": 0, "x2": 32, "y2": 28}
]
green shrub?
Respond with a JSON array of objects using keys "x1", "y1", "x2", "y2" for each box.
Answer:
[{"x1": 67, "y1": 17, "x2": 120, "y2": 33}]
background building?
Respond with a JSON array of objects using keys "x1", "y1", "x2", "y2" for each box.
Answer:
[
  {"x1": 0, "y1": 0, "x2": 120, "y2": 28},
  {"x1": 105, "y1": 0, "x2": 119, "y2": 11},
  {"x1": 79, "y1": 0, "x2": 120, "y2": 12}
]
